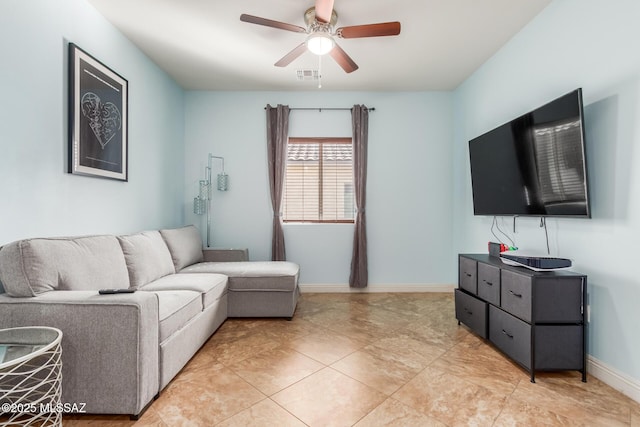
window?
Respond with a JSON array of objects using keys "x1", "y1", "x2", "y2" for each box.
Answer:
[{"x1": 282, "y1": 137, "x2": 354, "y2": 223}]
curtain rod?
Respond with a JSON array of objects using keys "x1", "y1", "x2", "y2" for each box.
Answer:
[{"x1": 264, "y1": 107, "x2": 375, "y2": 111}]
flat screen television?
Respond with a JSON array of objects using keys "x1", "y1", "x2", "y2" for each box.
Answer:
[{"x1": 469, "y1": 88, "x2": 590, "y2": 217}]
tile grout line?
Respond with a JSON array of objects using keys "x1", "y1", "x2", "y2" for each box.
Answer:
[{"x1": 490, "y1": 377, "x2": 522, "y2": 426}]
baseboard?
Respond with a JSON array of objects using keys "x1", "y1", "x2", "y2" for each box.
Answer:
[
  {"x1": 588, "y1": 355, "x2": 640, "y2": 404},
  {"x1": 299, "y1": 283, "x2": 456, "y2": 293}
]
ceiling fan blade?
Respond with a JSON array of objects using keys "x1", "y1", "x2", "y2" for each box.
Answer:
[
  {"x1": 337, "y1": 22, "x2": 401, "y2": 38},
  {"x1": 275, "y1": 43, "x2": 308, "y2": 67},
  {"x1": 314, "y1": 0, "x2": 335, "y2": 23},
  {"x1": 329, "y1": 43, "x2": 359, "y2": 73},
  {"x1": 240, "y1": 14, "x2": 306, "y2": 33}
]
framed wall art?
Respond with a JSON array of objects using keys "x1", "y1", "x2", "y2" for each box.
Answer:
[{"x1": 68, "y1": 43, "x2": 128, "y2": 181}]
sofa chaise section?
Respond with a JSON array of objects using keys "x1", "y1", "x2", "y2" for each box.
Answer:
[
  {"x1": 159, "y1": 225, "x2": 300, "y2": 319},
  {"x1": 181, "y1": 260, "x2": 299, "y2": 318}
]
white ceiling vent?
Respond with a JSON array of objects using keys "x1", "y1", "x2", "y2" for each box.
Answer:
[{"x1": 296, "y1": 69, "x2": 320, "y2": 81}]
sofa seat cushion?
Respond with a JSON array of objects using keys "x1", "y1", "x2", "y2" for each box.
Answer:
[
  {"x1": 0, "y1": 235, "x2": 129, "y2": 297},
  {"x1": 159, "y1": 226, "x2": 204, "y2": 271},
  {"x1": 141, "y1": 273, "x2": 227, "y2": 309},
  {"x1": 117, "y1": 231, "x2": 175, "y2": 289},
  {"x1": 154, "y1": 290, "x2": 202, "y2": 342},
  {"x1": 179, "y1": 262, "x2": 299, "y2": 292}
]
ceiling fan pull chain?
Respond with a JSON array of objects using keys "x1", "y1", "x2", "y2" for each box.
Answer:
[{"x1": 318, "y1": 55, "x2": 323, "y2": 89}]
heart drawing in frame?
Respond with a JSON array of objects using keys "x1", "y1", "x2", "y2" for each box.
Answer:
[{"x1": 81, "y1": 92, "x2": 122, "y2": 149}]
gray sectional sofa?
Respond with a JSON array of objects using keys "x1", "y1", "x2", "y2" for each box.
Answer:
[{"x1": 0, "y1": 225, "x2": 299, "y2": 417}]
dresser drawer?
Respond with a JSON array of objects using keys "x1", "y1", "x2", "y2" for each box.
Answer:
[
  {"x1": 455, "y1": 289, "x2": 488, "y2": 339},
  {"x1": 534, "y1": 277, "x2": 584, "y2": 323},
  {"x1": 501, "y1": 270, "x2": 532, "y2": 321},
  {"x1": 459, "y1": 257, "x2": 478, "y2": 294},
  {"x1": 477, "y1": 263, "x2": 500, "y2": 305},
  {"x1": 535, "y1": 325, "x2": 583, "y2": 370},
  {"x1": 489, "y1": 305, "x2": 531, "y2": 369}
]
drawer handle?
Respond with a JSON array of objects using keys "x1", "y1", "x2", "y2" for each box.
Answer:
[
  {"x1": 465, "y1": 273, "x2": 472, "y2": 278},
  {"x1": 464, "y1": 308, "x2": 473, "y2": 315},
  {"x1": 509, "y1": 290, "x2": 522, "y2": 298},
  {"x1": 483, "y1": 280, "x2": 493, "y2": 286},
  {"x1": 502, "y1": 329, "x2": 514, "y2": 339}
]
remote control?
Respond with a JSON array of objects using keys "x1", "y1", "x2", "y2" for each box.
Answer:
[{"x1": 98, "y1": 288, "x2": 136, "y2": 294}]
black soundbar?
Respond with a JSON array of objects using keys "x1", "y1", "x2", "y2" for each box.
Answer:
[{"x1": 500, "y1": 253, "x2": 572, "y2": 270}]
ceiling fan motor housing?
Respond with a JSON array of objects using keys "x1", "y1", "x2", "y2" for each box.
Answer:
[{"x1": 304, "y1": 7, "x2": 338, "y2": 27}]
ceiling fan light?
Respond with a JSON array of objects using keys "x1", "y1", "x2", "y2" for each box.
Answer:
[{"x1": 306, "y1": 32, "x2": 335, "y2": 55}]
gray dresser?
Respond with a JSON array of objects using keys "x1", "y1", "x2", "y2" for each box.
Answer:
[{"x1": 455, "y1": 254, "x2": 587, "y2": 382}]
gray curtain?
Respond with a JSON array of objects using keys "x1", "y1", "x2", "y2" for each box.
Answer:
[
  {"x1": 266, "y1": 104, "x2": 290, "y2": 261},
  {"x1": 349, "y1": 105, "x2": 369, "y2": 287}
]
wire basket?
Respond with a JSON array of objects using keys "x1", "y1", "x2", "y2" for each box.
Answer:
[{"x1": 0, "y1": 327, "x2": 63, "y2": 426}]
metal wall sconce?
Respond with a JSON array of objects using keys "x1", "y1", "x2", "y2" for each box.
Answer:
[{"x1": 193, "y1": 154, "x2": 228, "y2": 247}]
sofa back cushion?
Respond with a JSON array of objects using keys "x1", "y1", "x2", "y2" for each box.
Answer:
[
  {"x1": 0, "y1": 235, "x2": 130, "y2": 297},
  {"x1": 159, "y1": 225, "x2": 204, "y2": 271},
  {"x1": 117, "y1": 230, "x2": 175, "y2": 288}
]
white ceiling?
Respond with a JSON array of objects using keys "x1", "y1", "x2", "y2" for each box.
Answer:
[{"x1": 87, "y1": 0, "x2": 551, "y2": 91}]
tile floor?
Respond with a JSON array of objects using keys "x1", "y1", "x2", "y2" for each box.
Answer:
[{"x1": 64, "y1": 292, "x2": 640, "y2": 426}]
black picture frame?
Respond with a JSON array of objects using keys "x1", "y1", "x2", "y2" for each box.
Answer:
[{"x1": 68, "y1": 43, "x2": 128, "y2": 181}]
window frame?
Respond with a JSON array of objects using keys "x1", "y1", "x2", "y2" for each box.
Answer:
[{"x1": 283, "y1": 136, "x2": 354, "y2": 224}]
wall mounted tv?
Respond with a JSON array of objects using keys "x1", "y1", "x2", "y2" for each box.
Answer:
[{"x1": 469, "y1": 88, "x2": 590, "y2": 217}]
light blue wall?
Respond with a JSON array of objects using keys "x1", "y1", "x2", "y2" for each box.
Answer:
[
  {"x1": 0, "y1": 0, "x2": 185, "y2": 244},
  {"x1": 453, "y1": 0, "x2": 640, "y2": 381},
  {"x1": 185, "y1": 91, "x2": 454, "y2": 285}
]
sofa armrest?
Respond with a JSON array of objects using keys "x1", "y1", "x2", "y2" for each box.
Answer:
[
  {"x1": 0, "y1": 291, "x2": 159, "y2": 416},
  {"x1": 203, "y1": 248, "x2": 249, "y2": 262}
]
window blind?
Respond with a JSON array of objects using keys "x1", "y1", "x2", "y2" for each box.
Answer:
[{"x1": 283, "y1": 138, "x2": 354, "y2": 223}]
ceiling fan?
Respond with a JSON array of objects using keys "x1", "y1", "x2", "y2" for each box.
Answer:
[{"x1": 240, "y1": 0, "x2": 401, "y2": 73}]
